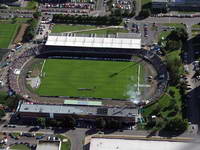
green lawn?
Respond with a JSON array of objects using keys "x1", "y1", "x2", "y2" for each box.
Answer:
[
  {"x1": 52, "y1": 24, "x2": 97, "y2": 33},
  {"x1": 163, "y1": 23, "x2": 186, "y2": 29},
  {"x1": 192, "y1": 24, "x2": 200, "y2": 28},
  {"x1": 142, "y1": 0, "x2": 151, "y2": 5},
  {"x1": 10, "y1": 144, "x2": 30, "y2": 150},
  {"x1": 37, "y1": 59, "x2": 144, "y2": 99},
  {"x1": 166, "y1": 50, "x2": 181, "y2": 60},
  {"x1": 56, "y1": 135, "x2": 71, "y2": 150},
  {"x1": 10, "y1": 132, "x2": 20, "y2": 137},
  {"x1": 143, "y1": 86, "x2": 182, "y2": 119},
  {"x1": 79, "y1": 28, "x2": 128, "y2": 34},
  {"x1": 51, "y1": 24, "x2": 128, "y2": 34},
  {"x1": 158, "y1": 31, "x2": 171, "y2": 41},
  {"x1": 0, "y1": 23, "x2": 19, "y2": 48}
]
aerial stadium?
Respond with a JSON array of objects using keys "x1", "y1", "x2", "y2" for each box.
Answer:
[{"x1": 8, "y1": 33, "x2": 168, "y2": 122}]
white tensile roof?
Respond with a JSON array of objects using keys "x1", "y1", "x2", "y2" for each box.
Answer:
[
  {"x1": 46, "y1": 35, "x2": 141, "y2": 49},
  {"x1": 89, "y1": 138, "x2": 199, "y2": 150}
]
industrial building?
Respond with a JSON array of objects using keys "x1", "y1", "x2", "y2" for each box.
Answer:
[{"x1": 89, "y1": 137, "x2": 199, "y2": 150}]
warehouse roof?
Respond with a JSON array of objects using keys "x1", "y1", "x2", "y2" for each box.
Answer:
[
  {"x1": 45, "y1": 34, "x2": 141, "y2": 49},
  {"x1": 89, "y1": 138, "x2": 199, "y2": 150},
  {"x1": 17, "y1": 102, "x2": 138, "y2": 118}
]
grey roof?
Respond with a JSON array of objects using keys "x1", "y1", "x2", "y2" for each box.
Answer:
[
  {"x1": 152, "y1": 0, "x2": 168, "y2": 3},
  {"x1": 18, "y1": 103, "x2": 138, "y2": 118}
]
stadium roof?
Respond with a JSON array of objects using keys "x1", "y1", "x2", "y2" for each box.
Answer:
[
  {"x1": 64, "y1": 100, "x2": 102, "y2": 106},
  {"x1": 45, "y1": 34, "x2": 141, "y2": 49},
  {"x1": 89, "y1": 138, "x2": 199, "y2": 150},
  {"x1": 17, "y1": 102, "x2": 138, "y2": 118}
]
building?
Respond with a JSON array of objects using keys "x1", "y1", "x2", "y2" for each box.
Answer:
[
  {"x1": 16, "y1": 101, "x2": 138, "y2": 123},
  {"x1": 36, "y1": 140, "x2": 61, "y2": 150},
  {"x1": 89, "y1": 137, "x2": 199, "y2": 150},
  {"x1": 152, "y1": 0, "x2": 200, "y2": 11}
]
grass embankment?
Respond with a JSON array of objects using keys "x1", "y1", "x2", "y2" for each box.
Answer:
[
  {"x1": 51, "y1": 24, "x2": 128, "y2": 34},
  {"x1": 52, "y1": 25, "x2": 97, "y2": 33},
  {"x1": 56, "y1": 135, "x2": 71, "y2": 150},
  {"x1": 10, "y1": 144, "x2": 30, "y2": 150}
]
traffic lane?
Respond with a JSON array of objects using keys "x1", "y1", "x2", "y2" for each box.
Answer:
[
  {"x1": 186, "y1": 86, "x2": 200, "y2": 124},
  {"x1": 133, "y1": 17, "x2": 200, "y2": 26}
]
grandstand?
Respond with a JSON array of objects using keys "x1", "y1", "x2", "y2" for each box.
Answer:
[{"x1": 43, "y1": 33, "x2": 141, "y2": 54}]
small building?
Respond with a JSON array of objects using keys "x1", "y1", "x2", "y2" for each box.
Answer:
[
  {"x1": 36, "y1": 140, "x2": 61, "y2": 150},
  {"x1": 89, "y1": 137, "x2": 199, "y2": 150}
]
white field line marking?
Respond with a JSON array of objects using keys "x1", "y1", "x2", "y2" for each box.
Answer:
[
  {"x1": 133, "y1": 84, "x2": 151, "y2": 88},
  {"x1": 137, "y1": 64, "x2": 140, "y2": 93},
  {"x1": 40, "y1": 59, "x2": 46, "y2": 76}
]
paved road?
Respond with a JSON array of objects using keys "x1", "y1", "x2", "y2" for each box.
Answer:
[{"x1": 135, "y1": 0, "x2": 141, "y2": 16}]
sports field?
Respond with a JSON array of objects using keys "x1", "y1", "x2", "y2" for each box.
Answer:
[
  {"x1": 0, "y1": 23, "x2": 19, "y2": 48},
  {"x1": 37, "y1": 59, "x2": 144, "y2": 100}
]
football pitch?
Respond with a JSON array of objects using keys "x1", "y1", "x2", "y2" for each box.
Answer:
[
  {"x1": 37, "y1": 59, "x2": 144, "y2": 100},
  {"x1": 0, "y1": 23, "x2": 19, "y2": 48}
]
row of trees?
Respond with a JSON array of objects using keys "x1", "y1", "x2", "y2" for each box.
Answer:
[
  {"x1": 96, "y1": 117, "x2": 123, "y2": 129},
  {"x1": 52, "y1": 14, "x2": 122, "y2": 25},
  {"x1": 36, "y1": 116, "x2": 76, "y2": 129},
  {"x1": 35, "y1": 116, "x2": 124, "y2": 130},
  {"x1": 23, "y1": 18, "x2": 37, "y2": 42},
  {"x1": 112, "y1": 8, "x2": 135, "y2": 18},
  {"x1": 164, "y1": 28, "x2": 188, "y2": 85}
]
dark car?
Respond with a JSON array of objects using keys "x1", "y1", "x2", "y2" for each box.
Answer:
[{"x1": 36, "y1": 135, "x2": 44, "y2": 140}]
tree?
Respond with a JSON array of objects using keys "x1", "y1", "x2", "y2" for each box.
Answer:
[
  {"x1": 33, "y1": 11, "x2": 41, "y2": 19},
  {"x1": 165, "y1": 40, "x2": 181, "y2": 51},
  {"x1": 166, "y1": 55, "x2": 182, "y2": 85},
  {"x1": 168, "y1": 28, "x2": 188, "y2": 42},
  {"x1": 65, "y1": 116, "x2": 76, "y2": 129},
  {"x1": 112, "y1": 8, "x2": 122, "y2": 17},
  {"x1": 11, "y1": 16, "x2": 17, "y2": 24},
  {"x1": 106, "y1": 119, "x2": 122, "y2": 129},
  {"x1": 169, "y1": 89, "x2": 175, "y2": 98},
  {"x1": 0, "y1": 109, "x2": 5, "y2": 119},
  {"x1": 139, "y1": 8, "x2": 151, "y2": 19},
  {"x1": 96, "y1": 118, "x2": 106, "y2": 129},
  {"x1": 36, "y1": 117, "x2": 46, "y2": 127},
  {"x1": 164, "y1": 117, "x2": 188, "y2": 133}
]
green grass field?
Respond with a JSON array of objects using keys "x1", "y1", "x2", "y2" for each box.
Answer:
[
  {"x1": 52, "y1": 24, "x2": 97, "y2": 33},
  {"x1": 10, "y1": 144, "x2": 30, "y2": 150},
  {"x1": 80, "y1": 28, "x2": 128, "y2": 35},
  {"x1": 163, "y1": 23, "x2": 186, "y2": 29},
  {"x1": 0, "y1": 23, "x2": 19, "y2": 48},
  {"x1": 37, "y1": 59, "x2": 144, "y2": 99},
  {"x1": 51, "y1": 24, "x2": 128, "y2": 34}
]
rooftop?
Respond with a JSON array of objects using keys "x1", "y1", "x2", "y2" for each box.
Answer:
[
  {"x1": 89, "y1": 138, "x2": 199, "y2": 150},
  {"x1": 17, "y1": 102, "x2": 138, "y2": 118},
  {"x1": 45, "y1": 33, "x2": 141, "y2": 50}
]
